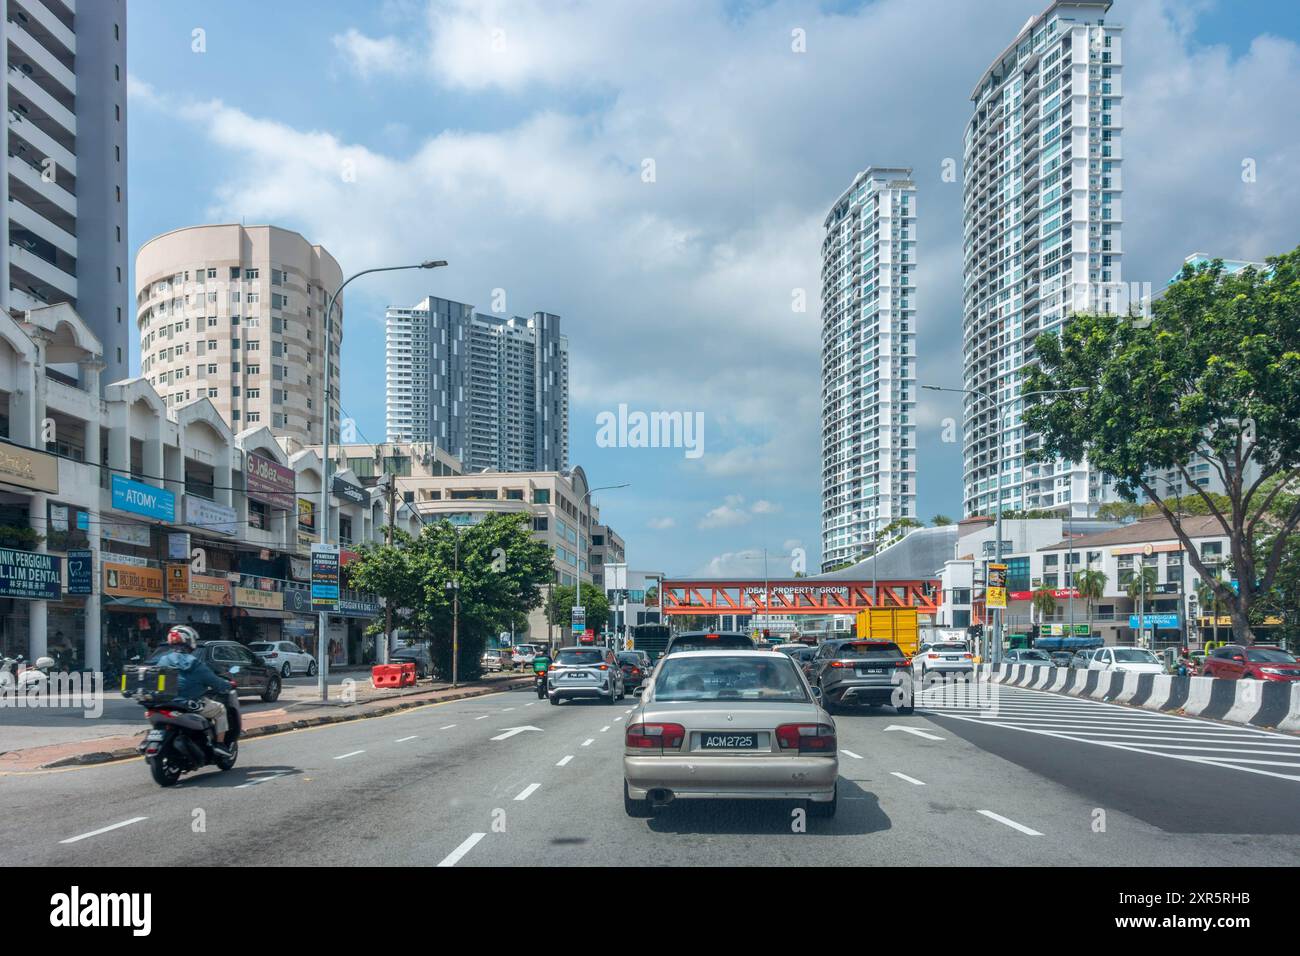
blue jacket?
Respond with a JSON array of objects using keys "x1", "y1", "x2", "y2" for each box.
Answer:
[{"x1": 156, "y1": 650, "x2": 231, "y2": 700}]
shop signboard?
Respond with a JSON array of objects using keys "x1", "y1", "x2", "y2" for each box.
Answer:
[
  {"x1": 0, "y1": 547, "x2": 61, "y2": 600},
  {"x1": 173, "y1": 574, "x2": 233, "y2": 607},
  {"x1": 103, "y1": 563, "x2": 165, "y2": 601},
  {"x1": 283, "y1": 587, "x2": 313, "y2": 614},
  {"x1": 66, "y1": 549, "x2": 93, "y2": 595},
  {"x1": 168, "y1": 533, "x2": 191, "y2": 561},
  {"x1": 166, "y1": 563, "x2": 191, "y2": 598},
  {"x1": 184, "y1": 495, "x2": 238, "y2": 536},
  {"x1": 245, "y1": 452, "x2": 295, "y2": 510},
  {"x1": 101, "y1": 521, "x2": 151, "y2": 547},
  {"x1": 0, "y1": 440, "x2": 58, "y2": 493},
  {"x1": 111, "y1": 474, "x2": 176, "y2": 522},
  {"x1": 986, "y1": 564, "x2": 1008, "y2": 610},
  {"x1": 332, "y1": 475, "x2": 367, "y2": 506},
  {"x1": 234, "y1": 586, "x2": 284, "y2": 611}
]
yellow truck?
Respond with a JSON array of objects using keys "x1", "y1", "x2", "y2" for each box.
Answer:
[{"x1": 855, "y1": 608, "x2": 921, "y2": 658}]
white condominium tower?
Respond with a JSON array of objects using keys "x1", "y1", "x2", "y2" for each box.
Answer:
[
  {"x1": 821, "y1": 166, "x2": 918, "y2": 571},
  {"x1": 962, "y1": 0, "x2": 1123, "y2": 518},
  {"x1": 386, "y1": 297, "x2": 569, "y2": 473}
]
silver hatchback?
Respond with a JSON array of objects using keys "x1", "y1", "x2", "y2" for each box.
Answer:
[{"x1": 623, "y1": 650, "x2": 839, "y2": 818}]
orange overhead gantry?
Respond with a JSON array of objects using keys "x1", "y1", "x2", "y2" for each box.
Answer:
[{"x1": 661, "y1": 579, "x2": 941, "y2": 616}]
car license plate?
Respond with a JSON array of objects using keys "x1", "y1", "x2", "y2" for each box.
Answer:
[
  {"x1": 566, "y1": 672, "x2": 589, "y2": 680},
  {"x1": 699, "y1": 733, "x2": 757, "y2": 750},
  {"x1": 146, "y1": 730, "x2": 165, "y2": 741},
  {"x1": 858, "y1": 666, "x2": 886, "y2": 675}
]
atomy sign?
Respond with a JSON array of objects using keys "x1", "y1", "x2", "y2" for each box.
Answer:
[{"x1": 111, "y1": 474, "x2": 176, "y2": 522}]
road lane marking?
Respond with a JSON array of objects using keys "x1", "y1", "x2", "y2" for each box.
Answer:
[
  {"x1": 396, "y1": 735, "x2": 418, "y2": 743},
  {"x1": 235, "y1": 772, "x2": 290, "y2": 789},
  {"x1": 891, "y1": 772, "x2": 926, "y2": 786},
  {"x1": 978, "y1": 810, "x2": 1042, "y2": 836},
  {"x1": 60, "y1": 817, "x2": 148, "y2": 844},
  {"x1": 525, "y1": 702, "x2": 537, "y2": 707},
  {"x1": 438, "y1": 833, "x2": 486, "y2": 867},
  {"x1": 475, "y1": 715, "x2": 490, "y2": 720},
  {"x1": 503, "y1": 708, "x2": 516, "y2": 712},
  {"x1": 557, "y1": 755, "x2": 574, "y2": 766},
  {"x1": 840, "y1": 749, "x2": 863, "y2": 759},
  {"x1": 490, "y1": 726, "x2": 543, "y2": 741},
  {"x1": 334, "y1": 750, "x2": 365, "y2": 760},
  {"x1": 884, "y1": 725, "x2": 945, "y2": 741},
  {"x1": 515, "y1": 783, "x2": 541, "y2": 801},
  {"x1": 582, "y1": 738, "x2": 594, "y2": 747},
  {"x1": 600, "y1": 725, "x2": 611, "y2": 733},
  {"x1": 614, "y1": 716, "x2": 624, "y2": 722},
  {"x1": 440, "y1": 724, "x2": 457, "y2": 730}
]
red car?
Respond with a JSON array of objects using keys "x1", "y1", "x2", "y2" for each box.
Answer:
[{"x1": 1201, "y1": 645, "x2": 1300, "y2": 681}]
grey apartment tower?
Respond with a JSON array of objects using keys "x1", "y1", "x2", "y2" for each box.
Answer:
[{"x1": 386, "y1": 297, "x2": 570, "y2": 473}]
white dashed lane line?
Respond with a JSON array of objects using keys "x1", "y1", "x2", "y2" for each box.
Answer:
[
  {"x1": 438, "y1": 833, "x2": 486, "y2": 867},
  {"x1": 515, "y1": 783, "x2": 541, "y2": 801},
  {"x1": 334, "y1": 750, "x2": 365, "y2": 760},
  {"x1": 891, "y1": 771, "x2": 926, "y2": 786},
  {"x1": 600, "y1": 725, "x2": 611, "y2": 733},
  {"x1": 840, "y1": 749, "x2": 863, "y2": 759},
  {"x1": 581, "y1": 739, "x2": 594, "y2": 747},
  {"x1": 475, "y1": 715, "x2": 489, "y2": 720},
  {"x1": 395, "y1": 736, "x2": 418, "y2": 743},
  {"x1": 440, "y1": 724, "x2": 457, "y2": 730},
  {"x1": 978, "y1": 809, "x2": 1042, "y2": 836},
  {"x1": 557, "y1": 755, "x2": 574, "y2": 766},
  {"x1": 60, "y1": 817, "x2": 148, "y2": 845}
]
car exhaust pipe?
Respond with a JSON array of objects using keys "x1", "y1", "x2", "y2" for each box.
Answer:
[{"x1": 649, "y1": 789, "x2": 674, "y2": 807}]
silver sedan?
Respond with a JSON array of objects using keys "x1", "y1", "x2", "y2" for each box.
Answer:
[{"x1": 623, "y1": 650, "x2": 839, "y2": 818}]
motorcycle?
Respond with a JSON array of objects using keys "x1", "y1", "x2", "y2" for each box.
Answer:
[
  {"x1": 136, "y1": 686, "x2": 241, "y2": 787},
  {"x1": 534, "y1": 659, "x2": 550, "y2": 699},
  {"x1": 0, "y1": 655, "x2": 54, "y2": 691}
]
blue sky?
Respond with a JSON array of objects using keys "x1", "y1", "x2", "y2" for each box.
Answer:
[{"x1": 127, "y1": 0, "x2": 1300, "y2": 577}]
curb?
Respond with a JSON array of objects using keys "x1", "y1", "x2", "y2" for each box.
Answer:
[{"x1": 39, "y1": 676, "x2": 534, "y2": 770}]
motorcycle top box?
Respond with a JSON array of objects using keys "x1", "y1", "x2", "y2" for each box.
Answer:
[{"x1": 121, "y1": 665, "x2": 180, "y2": 703}]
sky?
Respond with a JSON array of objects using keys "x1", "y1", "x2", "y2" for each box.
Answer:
[{"x1": 126, "y1": 0, "x2": 1300, "y2": 578}]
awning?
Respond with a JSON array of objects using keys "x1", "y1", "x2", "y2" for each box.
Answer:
[
  {"x1": 104, "y1": 597, "x2": 174, "y2": 612},
  {"x1": 235, "y1": 607, "x2": 293, "y2": 620}
]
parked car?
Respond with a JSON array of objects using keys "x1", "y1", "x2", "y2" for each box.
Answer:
[
  {"x1": 511, "y1": 644, "x2": 540, "y2": 666},
  {"x1": 480, "y1": 648, "x2": 513, "y2": 672},
  {"x1": 145, "y1": 640, "x2": 281, "y2": 703},
  {"x1": 1087, "y1": 646, "x2": 1164, "y2": 675},
  {"x1": 808, "y1": 638, "x2": 913, "y2": 715},
  {"x1": 1004, "y1": 649, "x2": 1054, "y2": 666},
  {"x1": 623, "y1": 649, "x2": 837, "y2": 818},
  {"x1": 390, "y1": 643, "x2": 434, "y2": 678},
  {"x1": 1201, "y1": 645, "x2": 1300, "y2": 681},
  {"x1": 248, "y1": 640, "x2": 318, "y2": 678}
]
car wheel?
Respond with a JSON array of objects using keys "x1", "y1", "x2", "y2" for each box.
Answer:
[
  {"x1": 308, "y1": 660, "x2": 318, "y2": 677},
  {"x1": 281, "y1": 662, "x2": 292, "y2": 678},
  {"x1": 262, "y1": 676, "x2": 281, "y2": 703},
  {"x1": 624, "y1": 779, "x2": 653, "y2": 818},
  {"x1": 896, "y1": 702, "x2": 915, "y2": 716},
  {"x1": 549, "y1": 693, "x2": 561, "y2": 706},
  {"x1": 808, "y1": 782, "x2": 838, "y2": 819}
]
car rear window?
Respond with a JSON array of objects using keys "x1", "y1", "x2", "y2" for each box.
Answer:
[
  {"x1": 836, "y1": 642, "x2": 903, "y2": 660},
  {"x1": 931, "y1": 644, "x2": 968, "y2": 652},
  {"x1": 556, "y1": 649, "x2": 605, "y2": 665},
  {"x1": 669, "y1": 634, "x2": 754, "y2": 652},
  {"x1": 1247, "y1": 648, "x2": 1297, "y2": 663},
  {"x1": 617, "y1": 653, "x2": 640, "y2": 663},
  {"x1": 653, "y1": 656, "x2": 808, "y2": 703},
  {"x1": 249, "y1": 643, "x2": 273, "y2": 652}
]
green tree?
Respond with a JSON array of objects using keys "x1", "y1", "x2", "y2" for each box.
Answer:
[
  {"x1": 1024, "y1": 250, "x2": 1300, "y2": 645},
  {"x1": 1073, "y1": 567, "x2": 1108, "y2": 640},
  {"x1": 929, "y1": 514, "x2": 954, "y2": 526},
  {"x1": 546, "y1": 582, "x2": 611, "y2": 635}
]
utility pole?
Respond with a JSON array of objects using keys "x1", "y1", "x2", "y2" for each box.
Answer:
[
  {"x1": 381, "y1": 474, "x2": 396, "y2": 665},
  {"x1": 448, "y1": 526, "x2": 461, "y2": 688}
]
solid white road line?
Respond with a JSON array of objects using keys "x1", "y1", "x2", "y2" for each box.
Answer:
[
  {"x1": 60, "y1": 816, "x2": 148, "y2": 844},
  {"x1": 395, "y1": 735, "x2": 418, "y2": 743},
  {"x1": 557, "y1": 755, "x2": 574, "y2": 766},
  {"x1": 582, "y1": 738, "x2": 594, "y2": 747},
  {"x1": 890, "y1": 772, "x2": 926, "y2": 785},
  {"x1": 438, "y1": 832, "x2": 486, "y2": 867},
  {"x1": 840, "y1": 749, "x2": 863, "y2": 759},
  {"x1": 334, "y1": 750, "x2": 365, "y2": 760},
  {"x1": 515, "y1": 783, "x2": 541, "y2": 801},
  {"x1": 978, "y1": 809, "x2": 1043, "y2": 836},
  {"x1": 440, "y1": 724, "x2": 457, "y2": 730}
]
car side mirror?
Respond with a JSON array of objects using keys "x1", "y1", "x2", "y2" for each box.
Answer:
[{"x1": 230, "y1": 666, "x2": 241, "y2": 674}]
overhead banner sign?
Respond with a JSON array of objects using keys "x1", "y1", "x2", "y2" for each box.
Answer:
[
  {"x1": 246, "y1": 452, "x2": 295, "y2": 510},
  {"x1": 986, "y1": 563, "x2": 1008, "y2": 610},
  {"x1": 0, "y1": 547, "x2": 61, "y2": 600},
  {"x1": 184, "y1": 495, "x2": 238, "y2": 536},
  {"x1": 311, "y1": 543, "x2": 340, "y2": 608},
  {"x1": 111, "y1": 474, "x2": 176, "y2": 522},
  {"x1": 0, "y1": 440, "x2": 58, "y2": 494},
  {"x1": 66, "y1": 549, "x2": 93, "y2": 595}
]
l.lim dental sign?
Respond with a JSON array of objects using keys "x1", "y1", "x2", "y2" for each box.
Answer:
[{"x1": 111, "y1": 474, "x2": 176, "y2": 522}]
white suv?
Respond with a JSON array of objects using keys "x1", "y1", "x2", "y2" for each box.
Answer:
[{"x1": 249, "y1": 641, "x2": 318, "y2": 678}]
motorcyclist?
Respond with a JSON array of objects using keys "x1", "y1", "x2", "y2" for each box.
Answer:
[{"x1": 155, "y1": 626, "x2": 237, "y2": 758}]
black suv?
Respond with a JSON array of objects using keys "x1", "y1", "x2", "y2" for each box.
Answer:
[
  {"x1": 146, "y1": 640, "x2": 282, "y2": 702},
  {"x1": 662, "y1": 631, "x2": 756, "y2": 656}
]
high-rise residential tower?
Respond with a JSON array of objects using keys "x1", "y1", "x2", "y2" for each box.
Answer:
[
  {"x1": 135, "y1": 224, "x2": 344, "y2": 445},
  {"x1": 385, "y1": 297, "x2": 569, "y2": 473},
  {"x1": 962, "y1": 0, "x2": 1123, "y2": 518},
  {"x1": 821, "y1": 166, "x2": 918, "y2": 570},
  {"x1": 2, "y1": 0, "x2": 130, "y2": 384}
]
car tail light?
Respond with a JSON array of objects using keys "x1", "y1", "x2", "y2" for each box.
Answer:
[
  {"x1": 927, "y1": 653, "x2": 939, "y2": 659},
  {"x1": 631, "y1": 668, "x2": 641, "y2": 676},
  {"x1": 776, "y1": 723, "x2": 837, "y2": 754},
  {"x1": 598, "y1": 664, "x2": 608, "y2": 671},
  {"x1": 830, "y1": 660, "x2": 846, "y2": 668},
  {"x1": 895, "y1": 659, "x2": 911, "y2": 668},
  {"x1": 626, "y1": 723, "x2": 686, "y2": 749},
  {"x1": 963, "y1": 653, "x2": 973, "y2": 660}
]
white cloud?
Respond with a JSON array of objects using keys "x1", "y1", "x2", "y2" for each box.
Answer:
[
  {"x1": 332, "y1": 28, "x2": 419, "y2": 79},
  {"x1": 751, "y1": 499, "x2": 780, "y2": 514},
  {"x1": 647, "y1": 516, "x2": 676, "y2": 530},
  {"x1": 699, "y1": 494, "x2": 751, "y2": 529}
]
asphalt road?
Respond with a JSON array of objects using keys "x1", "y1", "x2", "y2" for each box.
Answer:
[{"x1": 1, "y1": 684, "x2": 1297, "y2": 866}]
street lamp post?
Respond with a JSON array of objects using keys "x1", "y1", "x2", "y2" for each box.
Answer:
[
  {"x1": 446, "y1": 525, "x2": 460, "y2": 687},
  {"x1": 581, "y1": 482, "x2": 629, "y2": 646},
  {"x1": 315, "y1": 260, "x2": 447, "y2": 702},
  {"x1": 923, "y1": 384, "x2": 1086, "y2": 665}
]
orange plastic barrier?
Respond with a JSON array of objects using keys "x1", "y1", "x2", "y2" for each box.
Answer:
[
  {"x1": 398, "y1": 662, "x2": 417, "y2": 686},
  {"x1": 371, "y1": 664, "x2": 402, "y2": 688}
]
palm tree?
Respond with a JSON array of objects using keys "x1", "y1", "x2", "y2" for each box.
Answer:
[
  {"x1": 1126, "y1": 565, "x2": 1159, "y2": 645},
  {"x1": 1073, "y1": 567, "x2": 1107, "y2": 641},
  {"x1": 1031, "y1": 585, "x2": 1058, "y2": 641}
]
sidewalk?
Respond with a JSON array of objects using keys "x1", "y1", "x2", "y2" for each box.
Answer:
[{"x1": 0, "y1": 672, "x2": 534, "y2": 773}]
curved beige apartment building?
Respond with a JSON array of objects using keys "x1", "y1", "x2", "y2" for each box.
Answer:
[{"x1": 135, "y1": 224, "x2": 344, "y2": 445}]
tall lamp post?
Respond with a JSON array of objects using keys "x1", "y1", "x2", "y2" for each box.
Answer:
[
  {"x1": 581, "y1": 482, "x2": 629, "y2": 646},
  {"x1": 316, "y1": 259, "x2": 447, "y2": 702},
  {"x1": 923, "y1": 384, "x2": 1086, "y2": 665}
]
